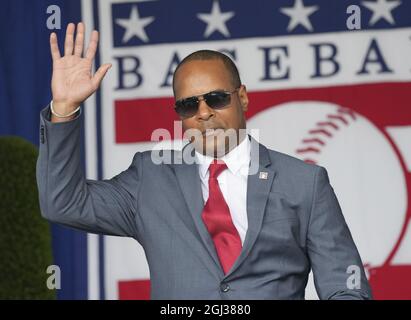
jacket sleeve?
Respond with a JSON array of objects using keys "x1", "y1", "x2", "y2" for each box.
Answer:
[
  {"x1": 307, "y1": 166, "x2": 373, "y2": 300},
  {"x1": 36, "y1": 106, "x2": 143, "y2": 239}
]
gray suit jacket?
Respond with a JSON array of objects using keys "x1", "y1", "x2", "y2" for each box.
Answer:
[{"x1": 36, "y1": 106, "x2": 372, "y2": 300}]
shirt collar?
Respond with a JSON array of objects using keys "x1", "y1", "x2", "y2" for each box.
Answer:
[{"x1": 195, "y1": 135, "x2": 251, "y2": 179}]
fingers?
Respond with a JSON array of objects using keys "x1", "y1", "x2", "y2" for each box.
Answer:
[
  {"x1": 50, "y1": 32, "x2": 61, "y2": 60},
  {"x1": 64, "y1": 23, "x2": 75, "y2": 56},
  {"x1": 73, "y1": 22, "x2": 85, "y2": 57},
  {"x1": 61, "y1": 22, "x2": 99, "y2": 59},
  {"x1": 91, "y1": 63, "x2": 112, "y2": 90},
  {"x1": 85, "y1": 30, "x2": 99, "y2": 60}
]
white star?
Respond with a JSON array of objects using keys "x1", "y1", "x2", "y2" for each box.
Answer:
[
  {"x1": 362, "y1": 0, "x2": 401, "y2": 25},
  {"x1": 197, "y1": 0, "x2": 235, "y2": 38},
  {"x1": 280, "y1": 0, "x2": 319, "y2": 32},
  {"x1": 115, "y1": 5, "x2": 155, "y2": 43}
]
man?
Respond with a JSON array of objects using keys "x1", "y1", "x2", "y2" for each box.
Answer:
[{"x1": 37, "y1": 22, "x2": 372, "y2": 299}]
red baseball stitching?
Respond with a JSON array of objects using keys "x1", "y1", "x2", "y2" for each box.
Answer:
[{"x1": 295, "y1": 107, "x2": 357, "y2": 164}]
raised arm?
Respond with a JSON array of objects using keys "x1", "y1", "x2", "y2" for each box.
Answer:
[{"x1": 36, "y1": 23, "x2": 143, "y2": 239}]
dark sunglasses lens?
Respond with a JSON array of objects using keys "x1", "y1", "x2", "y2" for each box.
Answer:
[
  {"x1": 175, "y1": 97, "x2": 199, "y2": 117},
  {"x1": 205, "y1": 92, "x2": 231, "y2": 109}
]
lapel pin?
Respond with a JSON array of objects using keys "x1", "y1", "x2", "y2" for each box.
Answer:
[{"x1": 259, "y1": 172, "x2": 268, "y2": 180}]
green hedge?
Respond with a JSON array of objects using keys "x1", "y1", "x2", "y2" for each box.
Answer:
[{"x1": 0, "y1": 136, "x2": 55, "y2": 299}]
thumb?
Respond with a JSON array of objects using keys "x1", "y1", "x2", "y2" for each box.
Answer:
[{"x1": 91, "y1": 63, "x2": 112, "y2": 90}]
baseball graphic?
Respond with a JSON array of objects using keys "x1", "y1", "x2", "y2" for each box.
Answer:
[{"x1": 247, "y1": 101, "x2": 410, "y2": 299}]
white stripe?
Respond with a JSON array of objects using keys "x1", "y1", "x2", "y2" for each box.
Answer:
[
  {"x1": 81, "y1": 0, "x2": 100, "y2": 300},
  {"x1": 98, "y1": 27, "x2": 411, "y2": 100}
]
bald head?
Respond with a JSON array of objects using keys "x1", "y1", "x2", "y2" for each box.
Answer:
[{"x1": 172, "y1": 50, "x2": 241, "y2": 97}]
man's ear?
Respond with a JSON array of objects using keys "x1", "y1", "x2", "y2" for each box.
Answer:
[{"x1": 238, "y1": 85, "x2": 249, "y2": 112}]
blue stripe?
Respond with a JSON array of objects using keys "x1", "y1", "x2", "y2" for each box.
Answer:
[
  {"x1": 110, "y1": 0, "x2": 411, "y2": 47},
  {"x1": 0, "y1": 0, "x2": 89, "y2": 300},
  {"x1": 54, "y1": 0, "x2": 88, "y2": 300}
]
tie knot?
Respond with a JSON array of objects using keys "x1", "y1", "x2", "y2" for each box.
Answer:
[{"x1": 208, "y1": 160, "x2": 227, "y2": 179}]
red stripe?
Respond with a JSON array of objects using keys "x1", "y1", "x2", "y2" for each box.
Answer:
[
  {"x1": 115, "y1": 97, "x2": 178, "y2": 143},
  {"x1": 118, "y1": 279, "x2": 151, "y2": 300},
  {"x1": 114, "y1": 82, "x2": 411, "y2": 143}
]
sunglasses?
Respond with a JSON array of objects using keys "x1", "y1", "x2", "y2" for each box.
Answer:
[{"x1": 174, "y1": 87, "x2": 240, "y2": 118}]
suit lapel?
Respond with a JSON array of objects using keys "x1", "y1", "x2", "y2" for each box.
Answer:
[
  {"x1": 225, "y1": 137, "x2": 276, "y2": 278},
  {"x1": 173, "y1": 144, "x2": 225, "y2": 278},
  {"x1": 174, "y1": 138, "x2": 276, "y2": 279}
]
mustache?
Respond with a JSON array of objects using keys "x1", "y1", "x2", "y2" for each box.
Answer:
[
  {"x1": 184, "y1": 128, "x2": 242, "y2": 143},
  {"x1": 201, "y1": 127, "x2": 225, "y2": 135}
]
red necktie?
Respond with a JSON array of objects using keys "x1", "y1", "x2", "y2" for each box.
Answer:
[{"x1": 201, "y1": 160, "x2": 242, "y2": 274}]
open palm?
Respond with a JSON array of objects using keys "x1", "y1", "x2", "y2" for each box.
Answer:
[{"x1": 50, "y1": 22, "x2": 111, "y2": 113}]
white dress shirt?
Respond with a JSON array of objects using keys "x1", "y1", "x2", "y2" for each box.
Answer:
[{"x1": 195, "y1": 136, "x2": 250, "y2": 245}]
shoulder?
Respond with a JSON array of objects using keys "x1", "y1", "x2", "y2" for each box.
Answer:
[
  {"x1": 263, "y1": 145, "x2": 329, "y2": 196},
  {"x1": 267, "y1": 147, "x2": 322, "y2": 176}
]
